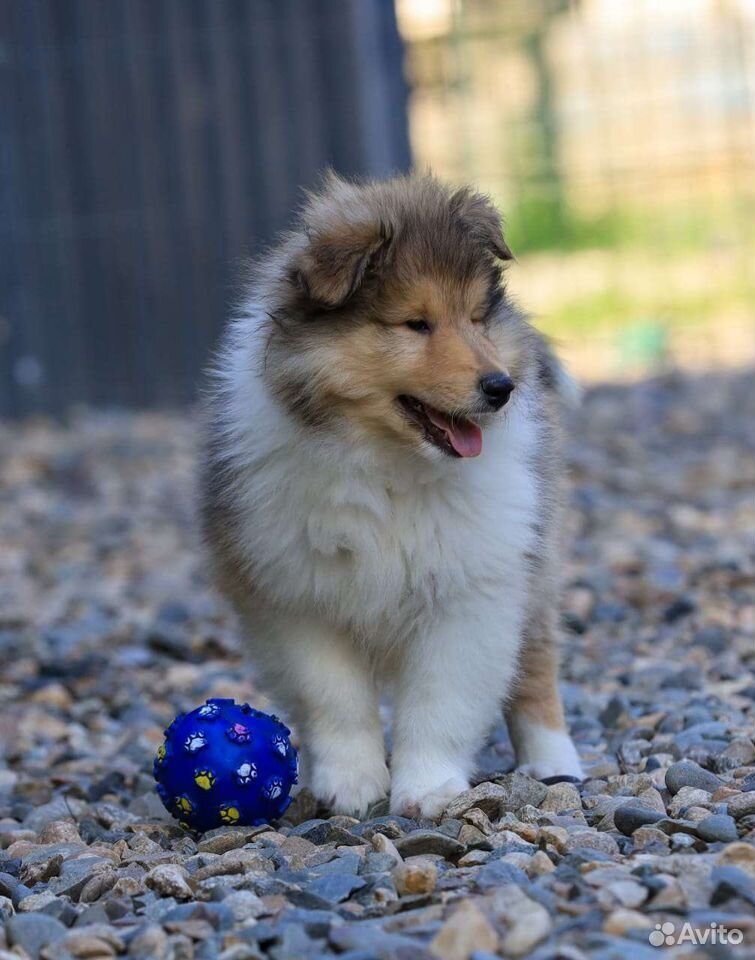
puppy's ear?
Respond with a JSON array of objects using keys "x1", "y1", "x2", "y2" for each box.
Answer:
[
  {"x1": 294, "y1": 173, "x2": 391, "y2": 308},
  {"x1": 295, "y1": 217, "x2": 390, "y2": 307},
  {"x1": 452, "y1": 188, "x2": 514, "y2": 262}
]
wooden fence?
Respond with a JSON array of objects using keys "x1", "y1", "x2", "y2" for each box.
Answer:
[{"x1": 0, "y1": 0, "x2": 411, "y2": 416}]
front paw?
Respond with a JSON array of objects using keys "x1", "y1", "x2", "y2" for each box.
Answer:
[
  {"x1": 390, "y1": 775, "x2": 469, "y2": 820},
  {"x1": 518, "y1": 760, "x2": 583, "y2": 782},
  {"x1": 516, "y1": 728, "x2": 584, "y2": 782},
  {"x1": 309, "y1": 757, "x2": 390, "y2": 819}
]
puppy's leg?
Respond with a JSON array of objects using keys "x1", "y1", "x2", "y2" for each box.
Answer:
[
  {"x1": 506, "y1": 623, "x2": 583, "y2": 780},
  {"x1": 390, "y1": 599, "x2": 521, "y2": 820},
  {"x1": 250, "y1": 615, "x2": 389, "y2": 817}
]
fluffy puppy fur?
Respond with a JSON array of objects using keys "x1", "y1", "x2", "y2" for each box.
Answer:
[{"x1": 200, "y1": 173, "x2": 583, "y2": 819}]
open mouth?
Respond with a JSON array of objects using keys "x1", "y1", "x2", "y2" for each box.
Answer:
[{"x1": 397, "y1": 395, "x2": 483, "y2": 458}]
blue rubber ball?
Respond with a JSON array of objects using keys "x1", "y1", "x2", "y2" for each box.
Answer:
[{"x1": 153, "y1": 698, "x2": 298, "y2": 831}]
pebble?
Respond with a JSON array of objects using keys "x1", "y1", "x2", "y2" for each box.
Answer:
[
  {"x1": 297, "y1": 822, "x2": 362, "y2": 847},
  {"x1": 491, "y1": 884, "x2": 554, "y2": 957},
  {"x1": 220, "y1": 890, "x2": 265, "y2": 922},
  {"x1": 430, "y1": 899, "x2": 498, "y2": 960},
  {"x1": 57, "y1": 931, "x2": 121, "y2": 958},
  {"x1": 392, "y1": 859, "x2": 438, "y2": 896},
  {"x1": 489, "y1": 773, "x2": 548, "y2": 812},
  {"x1": 2, "y1": 375, "x2": 754, "y2": 958},
  {"x1": 613, "y1": 806, "x2": 665, "y2": 836},
  {"x1": 717, "y1": 842, "x2": 755, "y2": 876},
  {"x1": 127, "y1": 923, "x2": 168, "y2": 959},
  {"x1": 727, "y1": 791, "x2": 755, "y2": 819},
  {"x1": 370, "y1": 832, "x2": 402, "y2": 864},
  {"x1": 603, "y1": 908, "x2": 653, "y2": 935},
  {"x1": 695, "y1": 813, "x2": 738, "y2": 843},
  {"x1": 197, "y1": 827, "x2": 266, "y2": 855},
  {"x1": 394, "y1": 830, "x2": 465, "y2": 860},
  {"x1": 710, "y1": 865, "x2": 755, "y2": 906},
  {"x1": 668, "y1": 785, "x2": 712, "y2": 817},
  {"x1": 307, "y1": 873, "x2": 366, "y2": 903},
  {"x1": 665, "y1": 760, "x2": 722, "y2": 795},
  {"x1": 540, "y1": 782, "x2": 582, "y2": 813},
  {"x1": 563, "y1": 831, "x2": 620, "y2": 856},
  {"x1": 6, "y1": 914, "x2": 67, "y2": 960},
  {"x1": 442, "y1": 782, "x2": 512, "y2": 819},
  {"x1": 145, "y1": 864, "x2": 194, "y2": 900}
]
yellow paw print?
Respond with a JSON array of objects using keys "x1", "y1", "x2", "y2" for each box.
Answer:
[
  {"x1": 155, "y1": 743, "x2": 166, "y2": 764},
  {"x1": 175, "y1": 796, "x2": 193, "y2": 815},
  {"x1": 219, "y1": 804, "x2": 240, "y2": 824},
  {"x1": 194, "y1": 769, "x2": 216, "y2": 791}
]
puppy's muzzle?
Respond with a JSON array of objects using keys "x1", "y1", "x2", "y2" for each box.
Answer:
[{"x1": 479, "y1": 372, "x2": 515, "y2": 410}]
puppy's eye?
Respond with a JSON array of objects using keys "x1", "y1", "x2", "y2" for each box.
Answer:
[{"x1": 405, "y1": 319, "x2": 431, "y2": 334}]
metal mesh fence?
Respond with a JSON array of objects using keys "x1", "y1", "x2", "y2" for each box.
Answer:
[{"x1": 398, "y1": 0, "x2": 755, "y2": 381}]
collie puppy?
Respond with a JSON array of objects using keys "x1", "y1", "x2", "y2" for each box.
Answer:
[{"x1": 200, "y1": 173, "x2": 582, "y2": 819}]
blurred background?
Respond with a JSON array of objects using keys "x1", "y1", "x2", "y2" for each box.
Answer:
[{"x1": 2, "y1": 0, "x2": 754, "y2": 416}]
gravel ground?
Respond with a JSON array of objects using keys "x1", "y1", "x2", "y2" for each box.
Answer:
[{"x1": 0, "y1": 369, "x2": 754, "y2": 960}]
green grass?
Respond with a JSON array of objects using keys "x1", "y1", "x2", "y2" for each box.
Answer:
[
  {"x1": 504, "y1": 191, "x2": 755, "y2": 257},
  {"x1": 500, "y1": 190, "x2": 755, "y2": 343},
  {"x1": 539, "y1": 276, "x2": 755, "y2": 339}
]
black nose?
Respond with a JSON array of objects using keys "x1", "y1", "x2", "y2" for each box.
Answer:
[{"x1": 479, "y1": 372, "x2": 515, "y2": 409}]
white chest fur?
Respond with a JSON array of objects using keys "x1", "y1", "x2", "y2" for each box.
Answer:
[{"x1": 226, "y1": 410, "x2": 538, "y2": 644}]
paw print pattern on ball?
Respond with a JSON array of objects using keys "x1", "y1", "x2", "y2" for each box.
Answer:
[
  {"x1": 235, "y1": 761, "x2": 257, "y2": 785},
  {"x1": 197, "y1": 703, "x2": 220, "y2": 719},
  {"x1": 263, "y1": 777, "x2": 284, "y2": 801},
  {"x1": 184, "y1": 732, "x2": 207, "y2": 753},
  {"x1": 226, "y1": 722, "x2": 252, "y2": 744},
  {"x1": 219, "y1": 803, "x2": 240, "y2": 824},
  {"x1": 154, "y1": 699, "x2": 297, "y2": 831},
  {"x1": 193, "y1": 769, "x2": 216, "y2": 791}
]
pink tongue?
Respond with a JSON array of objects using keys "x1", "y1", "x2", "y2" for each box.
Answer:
[{"x1": 426, "y1": 408, "x2": 483, "y2": 458}]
